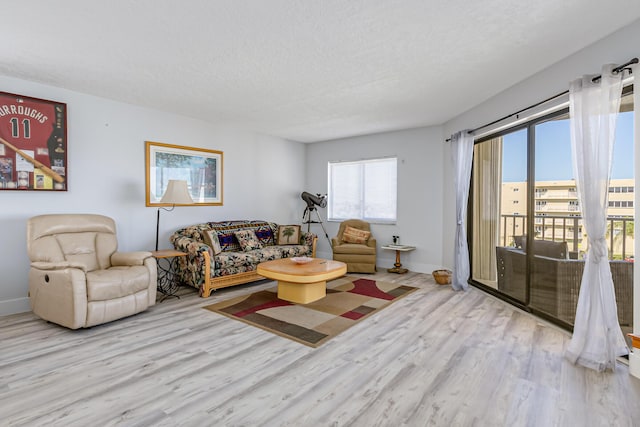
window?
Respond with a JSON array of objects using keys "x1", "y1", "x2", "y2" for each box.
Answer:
[
  {"x1": 328, "y1": 157, "x2": 397, "y2": 223},
  {"x1": 614, "y1": 186, "x2": 636, "y2": 192},
  {"x1": 608, "y1": 186, "x2": 634, "y2": 193},
  {"x1": 609, "y1": 201, "x2": 633, "y2": 208}
]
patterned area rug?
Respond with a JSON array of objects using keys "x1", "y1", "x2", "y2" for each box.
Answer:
[{"x1": 203, "y1": 276, "x2": 418, "y2": 347}]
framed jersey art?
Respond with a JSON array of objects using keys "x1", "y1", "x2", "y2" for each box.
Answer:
[{"x1": 0, "y1": 91, "x2": 67, "y2": 191}]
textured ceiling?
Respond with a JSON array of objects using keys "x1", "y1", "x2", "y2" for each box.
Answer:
[{"x1": 2, "y1": 1, "x2": 640, "y2": 142}]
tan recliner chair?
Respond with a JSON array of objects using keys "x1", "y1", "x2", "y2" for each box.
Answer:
[
  {"x1": 27, "y1": 214, "x2": 157, "y2": 329},
  {"x1": 332, "y1": 219, "x2": 377, "y2": 273}
]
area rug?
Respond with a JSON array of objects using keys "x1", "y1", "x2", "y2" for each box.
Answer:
[{"x1": 203, "y1": 276, "x2": 418, "y2": 347}]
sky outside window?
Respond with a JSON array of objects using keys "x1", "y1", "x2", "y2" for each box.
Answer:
[{"x1": 502, "y1": 111, "x2": 634, "y2": 182}]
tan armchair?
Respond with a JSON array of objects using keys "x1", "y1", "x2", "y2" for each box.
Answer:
[
  {"x1": 331, "y1": 219, "x2": 377, "y2": 273},
  {"x1": 27, "y1": 214, "x2": 157, "y2": 329}
]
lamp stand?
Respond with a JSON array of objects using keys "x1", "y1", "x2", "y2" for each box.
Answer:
[{"x1": 155, "y1": 205, "x2": 175, "y2": 251}]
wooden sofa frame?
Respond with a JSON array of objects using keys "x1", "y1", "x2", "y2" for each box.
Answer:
[{"x1": 198, "y1": 237, "x2": 317, "y2": 297}]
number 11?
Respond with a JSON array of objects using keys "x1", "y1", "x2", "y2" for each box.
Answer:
[{"x1": 10, "y1": 117, "x2": 31, "y2": 139}]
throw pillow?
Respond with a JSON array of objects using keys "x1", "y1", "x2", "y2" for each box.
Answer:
[
  {"x1": 342, "y1": 226, "x2": 370, "y2": 244},
  {"x1": 201, "y1": 229, "x2": 222, "y2": 255},
  {"x1": 276, "y1": 225, "x2": 301, "y2": 245},
  {"x1": 234, "y1": 230, "x2": 264, "y2": 251}
]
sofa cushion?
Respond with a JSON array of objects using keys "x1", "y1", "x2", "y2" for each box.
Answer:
[
  {"x1": 235, "y1": 230, "x2": 263, "y2": 251},
  {"x1": 274, "y1": 245, "x2": 310, "y2": 258},
  {"x1": 256, "y1": 223, "x2": 277, "y2": 246},
  {"x1": 207, "y1": 220, "x2": 274, "y2": 252},
  {"x1": 276, "y1": 225, "x2": 301, "y2": 245},
  {"x1": 342, "y1": 226, "x2": 371, "y2": 244},
  {"x1": 254, "y1": 246, "x2": 283, "y2": 261},
  {"x1": 215, "y1": 251, "x2": 260, "y2": 269},
  {"x1": 201, "y1": 229, "x2": 222, "y2": 255}
]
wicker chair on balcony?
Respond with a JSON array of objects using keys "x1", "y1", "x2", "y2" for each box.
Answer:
[
  {"x1": 533, "y1": 255, "x2": 633, "y2": 325},
  {"x1": 496, "y1": 241, "x2": 633, "y2": 326},
  {"x1": 495, "y1": 239, "x2": 569, "y2": 303}
]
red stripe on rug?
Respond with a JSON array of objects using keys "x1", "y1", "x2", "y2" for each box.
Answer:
[
  {"x1": 348, "y1": 278, "x2": 394, "y2": 300},
  {"x1": 233, "y1": 300, "x2": 292, "y2": 317},
  {"x1": 341, "y1": 310, "x2": 365, "y2": 320}
]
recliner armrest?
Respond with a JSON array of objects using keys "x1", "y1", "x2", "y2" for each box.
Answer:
[
  {"x1": 367, "y1": 238, "x2": 377, "y2": 248},
  {"x1": 111, "y1": 251, "x2": 152, "y2": 266},
  {"x1": 31, "y1": 261, "x2": 87, "y2": 272}
]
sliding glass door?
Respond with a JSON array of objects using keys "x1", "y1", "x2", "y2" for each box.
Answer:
[
  {"x1": 470, "y1": 89, "x2": 634, "y2": 339},
  {"x1": 471, "y1": 129, "x2": 528, "y2": 304},
  {"x1": 530, "y1": 112, "x2": 577, "y2": 321}
]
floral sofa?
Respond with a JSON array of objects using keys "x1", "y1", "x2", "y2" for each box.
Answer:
[{"x1": 170, "y1": 220, "x2": 317, "y2": 297}]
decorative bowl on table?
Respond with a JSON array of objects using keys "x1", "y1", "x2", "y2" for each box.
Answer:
[{"x1": 291, "y1": 256, "x2": 314, "y2": 264}]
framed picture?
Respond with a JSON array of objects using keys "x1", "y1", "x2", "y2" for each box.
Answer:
[
  {"x1": 145, "y1": 141, "x2": 223, "y2": 206},
  {"x1": 0, "y1": 91, "x2": 67, "y2": 191}
]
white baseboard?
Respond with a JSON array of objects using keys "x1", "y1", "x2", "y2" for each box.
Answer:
[
  {"x1": 630, "y1": 351, "x2": 640, "y2": 379},
  {"x1": 0, "y1": 297, "x2": 31, "y2": 317},
  {"x1": 316, "y1": 250, "x2": 444, "y2": 275}
]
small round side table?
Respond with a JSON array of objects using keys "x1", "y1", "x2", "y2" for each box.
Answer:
[{"x1": 381, "y1": 245, "x2": 416, "y2": 274}]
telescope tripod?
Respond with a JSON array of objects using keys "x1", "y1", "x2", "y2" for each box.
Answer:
[{"x1": 302, "y1": 206, "x2": 331, "y2": 246}]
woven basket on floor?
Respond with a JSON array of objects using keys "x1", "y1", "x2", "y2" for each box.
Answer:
[{"x1": 432, "y1": 269, "x2": 452, "y2": 285}]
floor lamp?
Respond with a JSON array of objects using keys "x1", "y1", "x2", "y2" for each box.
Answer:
[{"x1": 155, "y1": 180, "x2": 193, "y2": 250}]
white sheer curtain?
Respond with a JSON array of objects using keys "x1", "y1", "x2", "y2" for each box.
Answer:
[
  {"x1": 450, "y1": 130, "x2": 474, "y2": 291},
  {"x1": 565, "y1": 64, "x2": 628, "y2": 371}
]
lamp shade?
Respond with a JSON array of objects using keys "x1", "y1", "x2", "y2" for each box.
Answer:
[{"x1": 160, "y1": 180, "x2": 194, "y2": 205}]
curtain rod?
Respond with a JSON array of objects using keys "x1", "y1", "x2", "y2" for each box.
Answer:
[{"x1": 445, "y1": 57, "x2": 638, "y2": 142}]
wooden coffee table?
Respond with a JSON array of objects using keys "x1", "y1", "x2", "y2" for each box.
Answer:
[{"x1": 257, "y1": 258, "x2": 347, "y2": 304}]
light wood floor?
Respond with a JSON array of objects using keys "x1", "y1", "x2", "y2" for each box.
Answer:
[{"x1": 1, "y1": 272, "x2": 639, "y2": 426}]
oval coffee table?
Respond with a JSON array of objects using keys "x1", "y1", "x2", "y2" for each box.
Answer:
[{"x1": 256, "y1": 258, "x2": 347, "y2": 304}]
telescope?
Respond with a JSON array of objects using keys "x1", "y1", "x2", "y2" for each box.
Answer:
[
  {"x1": 301, "y1": 191, "x2": 327, "y2": 210},
  {"x1": 301, "y1": 191, "x2": 330, "y2": 244}
]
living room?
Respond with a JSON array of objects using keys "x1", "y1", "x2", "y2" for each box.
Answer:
[{"x1": 2, "y1": 2, "x2": 640, "y2": 425}]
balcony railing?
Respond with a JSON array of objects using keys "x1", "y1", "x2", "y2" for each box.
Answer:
[
  {"x1": 536, "y1": 205, "x2": 580, "y2": 212},
  {"x1": 535, "y1": 190, "x2": 578, "y2": 199},
  {"x1": 500, "y1": 214, "x2": 634, "y2": 260}
]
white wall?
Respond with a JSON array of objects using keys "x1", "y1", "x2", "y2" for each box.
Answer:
[
  {"x1": 306, "y1": 126, "x2": 446, "y2": 273},
  {"x1": 441, "y1": 18, "x2": 640, "y2": 270},
  {"x1": 0, "y1": 76, "x2": 306, "y2": 316}
]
